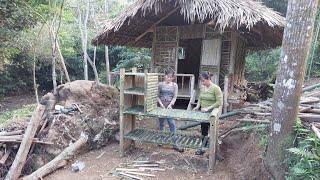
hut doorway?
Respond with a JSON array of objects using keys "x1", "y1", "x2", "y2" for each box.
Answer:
[{"x1": 177, "y1": 39, "x2": 202, "y2": 90}]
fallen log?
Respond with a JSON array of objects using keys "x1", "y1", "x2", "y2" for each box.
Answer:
[
  {"x1": 0, "y1": 150, "x2": 11, "y2": 165},
  {"x1": 236, "y1": 118, "x2": 270, "y2": 123},
  {"x1": 23, "y1": 133, "x2": 88, "y2": 180},
  {"x1": 0, "y1": 130, "x2": 24, "y2": 136},
  {"x1": 0, "y1": 136, "x2": 52, "y2": 145},
  {"x1": 302, "y1": 83, "x2": 320, "y2": 92},
  {"x1": 299, "y1": 107, "x2": 313, "y2": 113},
  {"x1": 299, "y1": 113, "x2": 320, "y2": 121},
  {"x1": 304, "y1": 109, "x2": 320, "y2": 114},
  {"x1": 300, "y1": 97, "x2": 320, "y2": 104},
  {"x1": 5, "y1": 104, "x2": 46, "y2": 180}
]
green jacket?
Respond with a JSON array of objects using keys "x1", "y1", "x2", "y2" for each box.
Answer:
[{"x1": 199, "y1": 84, "x2": 223, "y2": 109}]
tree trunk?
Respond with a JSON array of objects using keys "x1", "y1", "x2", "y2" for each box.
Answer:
[
  {"x1": 77, "y1": 1, "x2": 90, "y2": 80},
  {"x1": 5, "y1": 104, "x2": 46, "y2": 180},
  {"x1": 22, "y1": 133, "x2": 88, "y2": 180},
  {"x1": 105, "y1": 0, "x2": 111, "y2": 85},
  {"x1": 56, "y1": 38, "x2": 71, "y2": 82},
  {"x1": 50, "y1": 28, "x2": 58, "y2": 94},
  {"x1": 86, "y1": 53, "x2": 100, "y2": 83},
  {"x1": 83, "y1": 0, "x2": 89, "y2": 80},
  {"x1": 265, "y1": 0, "x2": 319, "y2": 179}
]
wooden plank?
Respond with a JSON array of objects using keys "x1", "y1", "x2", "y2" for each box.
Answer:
[{"x1": 5, "y1": 104, "x2": 46, "y2": 180}]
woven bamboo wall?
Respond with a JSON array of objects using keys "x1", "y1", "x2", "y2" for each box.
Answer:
[
  {"x1": 145, "y1": 74, "x2": 159, "y2": 113},
  {"x1": 152, "y1": 26, "x2": 179, "y2": 73}
]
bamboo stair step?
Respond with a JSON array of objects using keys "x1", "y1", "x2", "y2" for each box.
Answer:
[{"x1": 124, "y1": 128, "x2": 209, "y2": 149}]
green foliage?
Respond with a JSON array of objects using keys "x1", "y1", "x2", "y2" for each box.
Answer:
[
  {"x1": 260, "y1": 0, "x2": 288, "y2": 15},
  {"x1": 286, "y1": 120, "x2": 320, "y2": 180},
  {"x1": 113, "y1": 47, "x2": 151, "y2": 71},
  {"x1": 0, "y1": 104, "x2": 37, "y2": 126},
  {"x1": 245, "y1": 48, "x2": 280, "y2": 82},
  {"x1": 236, "y1": 123, "x2": 269, "y2": 148}
]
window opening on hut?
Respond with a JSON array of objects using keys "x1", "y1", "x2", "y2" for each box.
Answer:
[{"x1": 178, "y1": 47, "x2": 186, "y2": 60}]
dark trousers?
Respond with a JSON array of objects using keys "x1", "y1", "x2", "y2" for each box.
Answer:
[{"x1": 201, "y1": 122, "x2": 210, "y2": 137}]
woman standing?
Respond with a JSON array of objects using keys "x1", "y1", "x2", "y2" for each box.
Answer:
[
  {"x1": 193, "y1": 72, "x2": 223, "y2": 155},
  {"x1": 157, "y1": 70, "x2": 183, "y2": 152}
]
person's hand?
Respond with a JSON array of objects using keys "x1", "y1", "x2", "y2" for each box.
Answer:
[
  {"x1": 159, "y1": 103, "x2": 165, "y2": 108},
  {"x1": 167, "y1": 104, "x2": 173, "y2": 109},
  {"x1": 201, "y1": 107, "x2": 209, "y2": 112},
  {"x1": 193, "y1": 106, "x2": 199, "y2": 111}
]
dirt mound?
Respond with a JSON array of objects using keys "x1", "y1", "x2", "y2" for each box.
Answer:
[
  {"x1": 219, "y1": 131, "x2": 270, "y2": 180},
  {"x1": 1, "y1": 80, "x2": 119, "y2": 177}
]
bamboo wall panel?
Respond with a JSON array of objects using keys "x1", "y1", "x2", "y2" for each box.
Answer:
[
  {"x1": 179, "y1": 24, "x2": 205, "y2": 39},
  {"x1": 219, "y1": 31, "x2": 232, "y2": 87},
  {"x1": 145, "y1": 74, "x2": 159, "y2": 113},
  {"x1": 152, "y1": 26, "x2": 179, "y2": 73}
]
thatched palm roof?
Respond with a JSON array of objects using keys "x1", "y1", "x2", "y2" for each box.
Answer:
[{"x1": 92, "y1": 0, "x2": 285, "y2": 48}]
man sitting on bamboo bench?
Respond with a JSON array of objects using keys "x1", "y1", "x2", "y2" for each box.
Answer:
[{"x1": 193, "y1": 72, "x2": 223, "y2": 155}]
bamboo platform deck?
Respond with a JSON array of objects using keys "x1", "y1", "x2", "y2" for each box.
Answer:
[{"x1": 124, "y1": 105, "x2": 212, "y2": 122}]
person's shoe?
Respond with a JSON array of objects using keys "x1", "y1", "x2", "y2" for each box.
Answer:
[
  {"x1": 173, "y1": 146, "x2": 184, "y2": 153},
  {"x1": 195, "y1": 149, "x2": 205, "y2": 155}
]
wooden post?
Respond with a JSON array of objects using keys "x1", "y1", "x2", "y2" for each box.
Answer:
[
  {"x1": 223, "y1": 75, "x2": 229, "y2": 113},
  {"x1": 208, "y1": 114, "x2": 218, "y2": 170},
  {"x1": 5, "y1": 104, "x2": 46, "y2": 180},
  {"x1": 119, "y1": 68, "x2": 134, "y2": 156}
]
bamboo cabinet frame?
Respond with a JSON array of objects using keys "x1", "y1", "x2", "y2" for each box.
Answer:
[{"x1": 119, "y1": 68, "x2": 219, "y2": 170}]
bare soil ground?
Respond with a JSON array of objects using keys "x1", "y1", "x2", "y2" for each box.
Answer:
[{"x1": 45, "y1": 120, "x2": 269, "y2": 180}]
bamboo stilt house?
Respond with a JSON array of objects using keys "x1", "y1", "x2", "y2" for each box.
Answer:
[{"x1": 92, "y1": 0, "x2": 285, "y2": 102}]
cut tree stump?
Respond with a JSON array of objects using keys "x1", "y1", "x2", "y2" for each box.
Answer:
[
  {"x1": 22, "y1": 133, "x2": 88, "y2": 180},
  {"x1": 5, "y1": 104, "x2": 46, "y2": 180}
]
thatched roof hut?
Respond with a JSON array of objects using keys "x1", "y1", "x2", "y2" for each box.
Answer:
[
  {"x1": 92, "y1": 0, "x2": 285, "y2": 48},
  {"x1": 92, "y1": 0, "x2": 286, "y2": 106}
]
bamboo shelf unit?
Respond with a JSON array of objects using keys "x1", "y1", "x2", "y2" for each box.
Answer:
[{"x1": 119, "y1": 68, "x2": 219, "y2": 170}]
